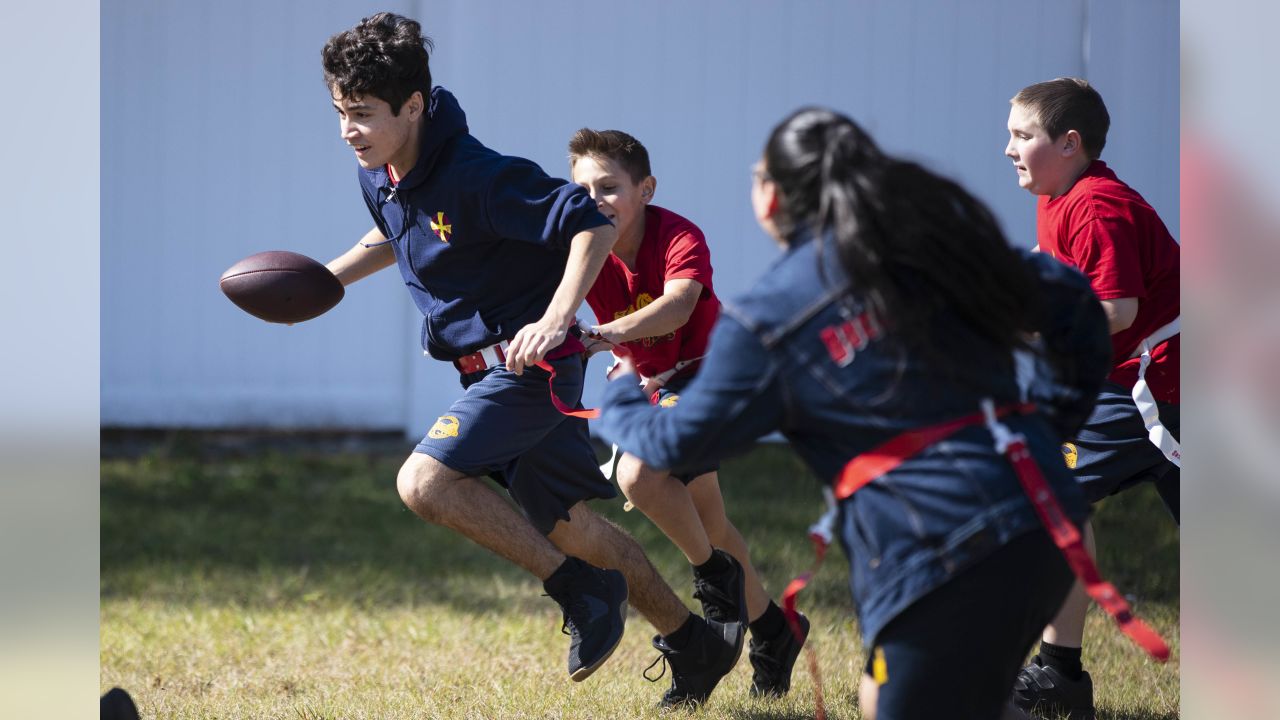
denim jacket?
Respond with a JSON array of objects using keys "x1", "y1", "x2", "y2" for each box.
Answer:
[{"x1": 599, "y1": 235, "x2": 1108, "y2": 647}]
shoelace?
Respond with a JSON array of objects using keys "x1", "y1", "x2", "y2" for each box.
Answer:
[
  {"x1": 691, "y1": 578, "x2": 735, "y2": 622},
  {"x1": 748, "y1": 641, "x2": 779, "y2": 671},
  {"x1": 643, "y1": 652, "x2": 669, "y2": 682},
  {"x1": 559, "y1": 600, "x2": 590, "y2": 636},
  {"x1": 543, "y1": 592, "x2": 584, "y2": 637}
]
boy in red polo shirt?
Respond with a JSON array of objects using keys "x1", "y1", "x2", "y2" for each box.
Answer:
[
  {"x1": 569, "y1": 129, "x2": 808, "y2": 699},
  {"x1": 1004, "y1": 77, "x2": 1180, "y2": 720}
]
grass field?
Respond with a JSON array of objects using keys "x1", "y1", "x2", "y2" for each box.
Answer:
[{"x1": 101, "y1": 433, "x2": 1179, "y2": 719}]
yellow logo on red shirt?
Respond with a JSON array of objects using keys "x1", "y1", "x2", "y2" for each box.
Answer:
[
  {"x1": 428, "y1": 415, "x2": 460, "y2": 439},
  {"x1": 430, "y1": 212, "x2": 452, "y2": 243},
  {"x1": 614, "y1": 293, "x2": 656, "y2": 320},
  {"x1": 613, "y1": 293, "x2": 674, "y2": 347},
  {"x1": 658, "y1": 394, "x2": 680, "y2": 408}
]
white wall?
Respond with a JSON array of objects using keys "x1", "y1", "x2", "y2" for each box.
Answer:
[{"x1": 101, "y1": 0, "x2": 1179, "y2": 436}]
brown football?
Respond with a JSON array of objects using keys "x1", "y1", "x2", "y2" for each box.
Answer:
[{"x1": 219, "y1": 250, "x2": 344, "y2": 324}]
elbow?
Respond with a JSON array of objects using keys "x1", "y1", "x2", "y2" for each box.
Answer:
[
  {"x1": 670, "y1": 304, "x2": 697, "y2": 330},
  {"x1": 1109, "y1": 315, "x2": 1136, "y2": 334},
  {"x1": 1102, "y1": 298, "x2": 1139, "y2": 335}
]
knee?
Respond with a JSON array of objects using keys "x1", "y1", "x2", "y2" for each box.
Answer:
[
  {"x1": 396, "y1": 454, "x2": 446, "y2": 522},
  {"x1": 615, "y1": 456, "x2": 667, "y2": 506}
]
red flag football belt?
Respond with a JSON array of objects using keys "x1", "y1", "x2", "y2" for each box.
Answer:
[
  {"x1": 453, "y1": 341, "x2": 510, "y2": 375},
  {"x1": 451, "y1": 336, "x2": 606, "y2": 420},
  {"x1": 782, "y1": 402, "x2": 1170, "y2": 685}
]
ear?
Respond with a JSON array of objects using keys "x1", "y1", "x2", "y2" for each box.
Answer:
[
  {"x1": 404, "y1": 91, "x2": 425, "y2": 121},
  {"x1": 763, "y1": 182, "x2": 780, "y2": 218},
  {"x1": 1060, "y1": 129, "x2": 1084, "y2": 158},
  {"x1": 641, "y1": 176, "x2": 657, "y2": 203}
]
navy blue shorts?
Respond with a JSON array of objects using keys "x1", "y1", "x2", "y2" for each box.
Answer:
[
  {"x1": 865, "y1": 530, "x2": 1075, "y2": 720},
  {"x1": 414, "y1": 353, "x2": 616, "y2": 534},
  {"x1": 654, "y1": 375, "x2": 720, "y2": 485},
  {"x1": 1064, "y1": 382, "x2": 1180, "y2": 521}
]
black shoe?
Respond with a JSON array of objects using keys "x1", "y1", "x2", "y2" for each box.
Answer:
[
  {"x1": 1002, "y1": 701, "x2": 1034, "y2": 720},
  {"x1": 1011, "y1": 660, "x2": 1096, "y2": 720},
  {"x1": 748, "y1": 610, "x2": 809, "y2": 697},
  {"x1": 544, "y1": 557, "x2": 629, "y2": 682},
  {"x1": 692, "y1": 549, "x2": 748, "y2": 626},
  {"x1": 101, "y1": 687, "x2": 140, "y2": 720},
  {"x1": 646, "y1": 616, "x2": 744, "y2": 708}
]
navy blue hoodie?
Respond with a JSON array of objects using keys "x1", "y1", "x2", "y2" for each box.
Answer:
[{"x1": 358, "y1": 87, "x2": 610, "y2": 361}]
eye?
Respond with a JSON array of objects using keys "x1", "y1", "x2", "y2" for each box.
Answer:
[{"x1": 603, "y1": 185, "x2": 617, "y2": 192}]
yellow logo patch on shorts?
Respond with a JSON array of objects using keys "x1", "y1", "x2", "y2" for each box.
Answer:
[
  {"x1": 1061, "y1": 442, "x2": 1078, "y2": 469},
  {"x1": 428, "y1": 415, "x2": 460, "y2": 439},
  {"x1": 658, "y1": 393, "x2": 680, "y2": 408},
  {"x1": 872, "y1": 646, "x2": 889, "y2": 684}
]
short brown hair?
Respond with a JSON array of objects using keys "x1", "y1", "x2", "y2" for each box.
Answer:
[
  {"x1": 568, "y1": 129, "x2": 652, "y2": 183},
  {"x1": 1012, "y1": 77, "x2": 1110, "y2": 160}
]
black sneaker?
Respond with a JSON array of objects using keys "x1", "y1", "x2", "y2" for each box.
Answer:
[
  {"x1": 748, "y1": 610, "x2": 809, "y2": 697},
  {"x1": 692, "y1": 549, "x2": 748, "y2": 626},
  {"x1": 101, "y1": 688, "x2": 140, "y2": 720},
  {"x1": 646, "y1": 616, "x2": 744, "y2": 708},
  {"x1": 1002, "y1": 701, "x2": 1033, "y2": 720},
  {"x1": 1011, "y1": 659, "x2": 1096, "y2": 720},
  {"x1": 543, "y1": 557, "x2": 629, "y2": 682}
]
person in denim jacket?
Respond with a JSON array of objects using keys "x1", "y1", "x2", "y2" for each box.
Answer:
[{"x1": 598, "y1": 108, "x2": 1111, "y2": 720}]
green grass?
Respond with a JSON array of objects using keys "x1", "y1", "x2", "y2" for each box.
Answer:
[{"x1": 101, "y1": 435, "x2": 1178, "y2": 719}]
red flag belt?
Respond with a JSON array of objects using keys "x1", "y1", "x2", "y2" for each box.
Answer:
[{"x1": 781, "y1": 402, "x2": 1169, "y2": 698}]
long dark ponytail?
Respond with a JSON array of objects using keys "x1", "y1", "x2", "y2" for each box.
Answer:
[{"x1": 763, "y1": 107, "x2": 1037, "y2": 356}]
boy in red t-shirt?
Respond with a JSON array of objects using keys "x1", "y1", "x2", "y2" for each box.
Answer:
[
  {"x1": 1004, "y1": 77, "x2": 1180, "y2": 719},
  {"x1": 569, "y1": 129, "x2": 807, "y2": 698}
]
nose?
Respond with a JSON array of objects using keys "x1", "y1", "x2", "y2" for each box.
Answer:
[
  {"x1": 341, "y1": 117, "x2": 359, "y2": 142},
  {"x1": 1004, "y1": 138, "x2": 1017, "y2": 159}
]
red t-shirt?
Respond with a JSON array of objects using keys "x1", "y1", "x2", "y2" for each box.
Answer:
[
  {"x1": 1037, "y1": 161, "x2": 1180, "y2": 403},
  {"x1": 585, "y1": 205, "x2": 720, "y2": 379}
]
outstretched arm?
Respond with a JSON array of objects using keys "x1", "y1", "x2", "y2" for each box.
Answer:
[
  {"x1": 507, "y1": 222, "x2": 618, "y2": 374},
  {"x1": 599, "y1": 313, "x2": 784, "y2": 473},
  {"x1": 592, "y1": 278, "x2": 702, "y2": 344},
  {"x1": 326, "y1": 227, "x2": 396, "y2": 286}
]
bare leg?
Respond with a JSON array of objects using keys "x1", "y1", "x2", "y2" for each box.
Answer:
[
  {"x1": 1040, "y1": 521, "x2": 1096, "y2": 647},
  {"x1": 860, "y1": 673, "x2": 879, "y2": 720},
  {"x1": 397, "y1": 452, "x2": 564, "y2": 580},
  {"x1": 688, "y1": 472, "x2": 771, "y2": 622},
  {"x1": 547, "y1": 501, "x2": 691, "y2": 636},
  {"x1": 615, "y1": 453, "x2": 713, "y2": 565}
]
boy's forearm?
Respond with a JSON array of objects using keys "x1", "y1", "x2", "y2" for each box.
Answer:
[
  {"x1": 326, "y1": 227, "x2": 395, "y2": 286},
  {"x1": 542, "y1": 224, "x2": 617, "y2": 326},
  {"x1": 597, "y1": 281, "x2": 700, "y2": 343}
]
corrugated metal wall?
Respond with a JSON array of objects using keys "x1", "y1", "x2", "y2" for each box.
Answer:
[{"x1": 102, "y1": 0, "x2": 1179, "y2": 436}]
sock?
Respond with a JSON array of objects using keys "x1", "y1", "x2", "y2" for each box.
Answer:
[
  {"x1": 693, "y1": 548, "x2": 730, "y2": 576},
  {"x1": 749, "y1": 601, "x2": 786, "y2": 640},
  {"x1": 1038, "y1": 641, "x2": 1084, "y2": 681},
  {"x1": 663, "y1": 614, "x2": 697, "y2": 650},
  {"x1": 543, "y1": 556, "x2": 581, "y2": 588}
]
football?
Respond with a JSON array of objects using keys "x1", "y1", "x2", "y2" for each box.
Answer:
[{"x1": 219, "y1": 250, "x2": 345, "y2": 324}]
